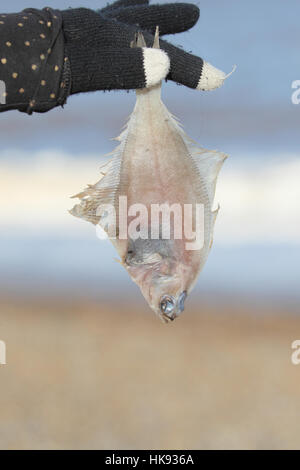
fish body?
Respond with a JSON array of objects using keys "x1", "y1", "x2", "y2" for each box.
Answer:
[{"x1": 71, "y1": 30, "x2": 227, "y2": 323}]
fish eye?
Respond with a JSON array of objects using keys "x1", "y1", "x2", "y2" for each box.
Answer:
[
  {"x1": 178, "y1": 291, "x2": 187, "y2": 313},
  {"x1": 160, "y1": 295, "x2": 175, "y2": 318}
]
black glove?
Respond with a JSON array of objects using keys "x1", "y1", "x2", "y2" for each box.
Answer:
[
  {"x1": 62, "y1": 0, "x2": 227, "y2": 95},
  {"x1": 0, "y1": 1, "x2": 228, "y2": 115}
]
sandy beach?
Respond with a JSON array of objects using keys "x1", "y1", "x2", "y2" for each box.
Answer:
[{"x1": 0, "y1": 295, "x2": 299, "y2": 450}]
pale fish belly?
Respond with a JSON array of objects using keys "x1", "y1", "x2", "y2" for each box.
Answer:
[{"x1": 70, "y1": 31, "x2": 227, "y2": 323}]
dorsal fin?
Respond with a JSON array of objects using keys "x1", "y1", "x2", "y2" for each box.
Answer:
[
  {"x1": 193, "y1": 151, "x2": 227, "y2": 205},
  {"x1": 159, "y1": 101, "x2": 227, "y2": 207},
  {"x1": 70, "y1": 154, "x2": 123, "y2": 226}
]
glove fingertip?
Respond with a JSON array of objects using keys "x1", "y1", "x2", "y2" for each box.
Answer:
[{"x1": 197, "y1": 61, "x2": 227, "y2": 91}]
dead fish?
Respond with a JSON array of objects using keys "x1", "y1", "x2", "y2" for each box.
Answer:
[{"x1": 70, "y1": 28, "x2": 228, "y2": 323}]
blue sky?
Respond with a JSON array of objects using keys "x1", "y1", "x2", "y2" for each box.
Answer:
[
  {"x1": 0, "y1": 1, "x2": 299, "y2": 304},
  {"x1": 0, "y1": 0, "x2": 299, "y2": 156}
]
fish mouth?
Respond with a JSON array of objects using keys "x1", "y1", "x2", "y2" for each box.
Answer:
[{"x1": 161, "y1": 312, "x2": 177, "y2": 323}]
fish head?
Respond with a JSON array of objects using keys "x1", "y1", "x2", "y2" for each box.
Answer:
[{"x1": 125, "y1": 242, "x2": 193, "y2": 322}]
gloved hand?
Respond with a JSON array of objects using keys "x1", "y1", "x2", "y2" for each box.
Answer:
[{"x1": 62, "y1": 0, "x2": 227, "y2": 95}]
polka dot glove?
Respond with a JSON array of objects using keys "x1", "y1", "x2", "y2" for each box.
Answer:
[
  {"x1": 0, "y1": 1, "x2": 230, "y2": 114},
  {"x1": 0, "y1": 7, "x2": 67, "y2": 113},
  {"x1": 63, "y1": 0, "x2": 228, "y2": 95}
]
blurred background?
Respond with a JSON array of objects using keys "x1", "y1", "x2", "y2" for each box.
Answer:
[{"x1": 0, "y1": 0, "x2": 300, "y2": 450}]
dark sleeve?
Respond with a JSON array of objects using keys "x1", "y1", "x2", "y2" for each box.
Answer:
[{"x1": 0, "y1": 7, "x2": 71, "y2": 114}]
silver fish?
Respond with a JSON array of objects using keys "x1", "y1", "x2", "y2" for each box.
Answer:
[{"x1": 71, "y1": 29, "x2": 228, "y2": 323}]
